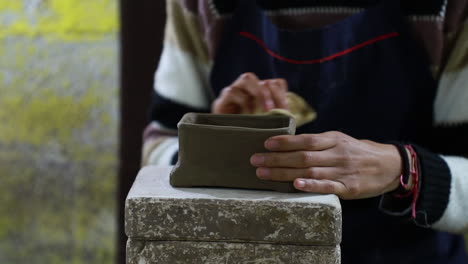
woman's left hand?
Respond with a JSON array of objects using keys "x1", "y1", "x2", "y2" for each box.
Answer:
[{"x1": 250, "y1": 131, "x2": 403, "y2": 199}]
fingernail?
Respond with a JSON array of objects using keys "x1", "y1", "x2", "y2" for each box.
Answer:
[
  {"x1": 250, "y1": 155, "x2": 265, "y2": 166},
  {"x1": 259, "y1": 81, "x2": 267, "y2": 86},
  {"x1": 265, "y1": 140, "x2": 279, "y2": 149},
  {"x1": 257, "y1": 168, "x2": 270, "y2": 179},
  {"x1": 266, "y1": 100, "x2": 274, "y2": 109},
  {"x1": 296, "y1": 180, "x2": 306, "y2": 188}
]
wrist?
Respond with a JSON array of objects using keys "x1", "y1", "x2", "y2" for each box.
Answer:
[{"x1": 385, "y1": 143, "x2": 405, "y2": 193}]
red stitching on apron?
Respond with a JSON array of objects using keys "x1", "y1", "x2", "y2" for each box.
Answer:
[{"x1": 239, "y1": 31, "x2": 399, "y2": 64}]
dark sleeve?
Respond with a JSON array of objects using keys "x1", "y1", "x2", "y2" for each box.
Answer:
[
  {"x1": 379, "y1": 144, "x2": 452, "y2": 227},
  {"x1": 149, "y1": 90, "x2": 210, "y2": 129}
]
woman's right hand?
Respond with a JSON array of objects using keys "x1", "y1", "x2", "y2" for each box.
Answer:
[{"x1": 211, "y1": 72, "x2": 289, "y2": 114}]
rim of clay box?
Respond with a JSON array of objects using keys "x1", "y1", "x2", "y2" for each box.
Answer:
[{"x1": 177, "y1": 112, "x2": 296, "y2": 132}]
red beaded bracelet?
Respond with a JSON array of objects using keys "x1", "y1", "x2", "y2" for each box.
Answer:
[{"x1": 393, "y1": 145, "x2": 420, "y2": 219}]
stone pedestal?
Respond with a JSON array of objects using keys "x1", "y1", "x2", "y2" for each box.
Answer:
[{"x1": 125, "y1": 166, "x2": 342, "y2": 264}]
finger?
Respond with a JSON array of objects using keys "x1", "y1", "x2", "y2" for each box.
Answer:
[
  {"x1": 233, "y1": 72, "x2": 260, "y2": 84},
  {"x1": 294, "y1": 178, "x2": 347, "y2": 196},
  {"x1": 256, "y1": 167, "x2": 339, "y2": 182},
  {"x1": 264, "y1": 134, "x2": 338, "y2": 152},
  {"x1": 266, "y1": 79, "x2": 288, "y2": 109},
  {"x1": 232, "y1": 73, "x2": 261, "y2": 98},
  {"x1": 250, "y1": 150, "x2": 339, "y2": 168},
  {"x1": 274, "y1": 78, "x2": 288, "y2": 92},
  {"x1": 223, "y1": 87, "x2": 252, "y2": 113},
  {"x1": 259, "y1": 82, "x2": 275, "y2": 111},
  {"x1": 232, "y1": 73, "x2": 273, "y2": 111},
  {"x1": 213, "y1": 87, "x2": 251, "y2": 114}
]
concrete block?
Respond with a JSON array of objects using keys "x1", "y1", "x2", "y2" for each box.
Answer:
[
  {"x1": 125, "y1": 166, "x2": 342, "y2": 263},
  {"x1": 127, "y1": 239, "x2": 340, "y2": 264}
]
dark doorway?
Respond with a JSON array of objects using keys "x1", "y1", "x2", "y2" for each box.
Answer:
[{"x1": 117, "y1": 1, "x2": 166, "y2": 263}]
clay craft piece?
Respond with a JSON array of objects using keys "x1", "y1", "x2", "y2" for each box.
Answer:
[{"x1": 170, "y1": 113, "x2": 298, "y2": 192}]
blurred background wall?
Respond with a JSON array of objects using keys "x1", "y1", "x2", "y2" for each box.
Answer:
[{"x1": 0, "y1": 0, "x2": 118, "y2": 263}]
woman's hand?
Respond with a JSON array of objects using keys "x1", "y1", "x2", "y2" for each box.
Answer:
[
  {"x1": 250, "y1": 131, "x2": 403, "y2": 199},
  {"x1": 212, "y1": 72, "x2": 288, "y2": 114}
]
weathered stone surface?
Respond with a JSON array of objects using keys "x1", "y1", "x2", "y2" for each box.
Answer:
[
  {"x1": 127, "y1": 239, "x2": 340, "y2": 264},
  {"x1": 125, "y1": 166, "x2": 342, "y2": 246}
]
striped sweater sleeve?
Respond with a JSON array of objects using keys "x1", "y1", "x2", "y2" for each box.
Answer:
[
  {"x1": 430, "y1": 18, "x2": 468, "y2": 233},
  {"x1": 380, "y1": 19, "x2": 468, "y2": 234},
  {"x1": 142, "y1": 0, "x2": 213, "y2": 166}
]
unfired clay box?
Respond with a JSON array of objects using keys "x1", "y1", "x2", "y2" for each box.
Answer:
[{"x1": 170, "y1": 113, "x2": 297, "y2": 192}]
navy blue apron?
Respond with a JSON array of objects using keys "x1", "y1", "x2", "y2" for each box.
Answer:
[{"x1": 210, "y1": 1, "x2": 467, "y2": 263}]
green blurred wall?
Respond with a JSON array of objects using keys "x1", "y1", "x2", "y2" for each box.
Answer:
[{"x1": 0, "y1": 1, "x2": 118, "y2": 263}]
